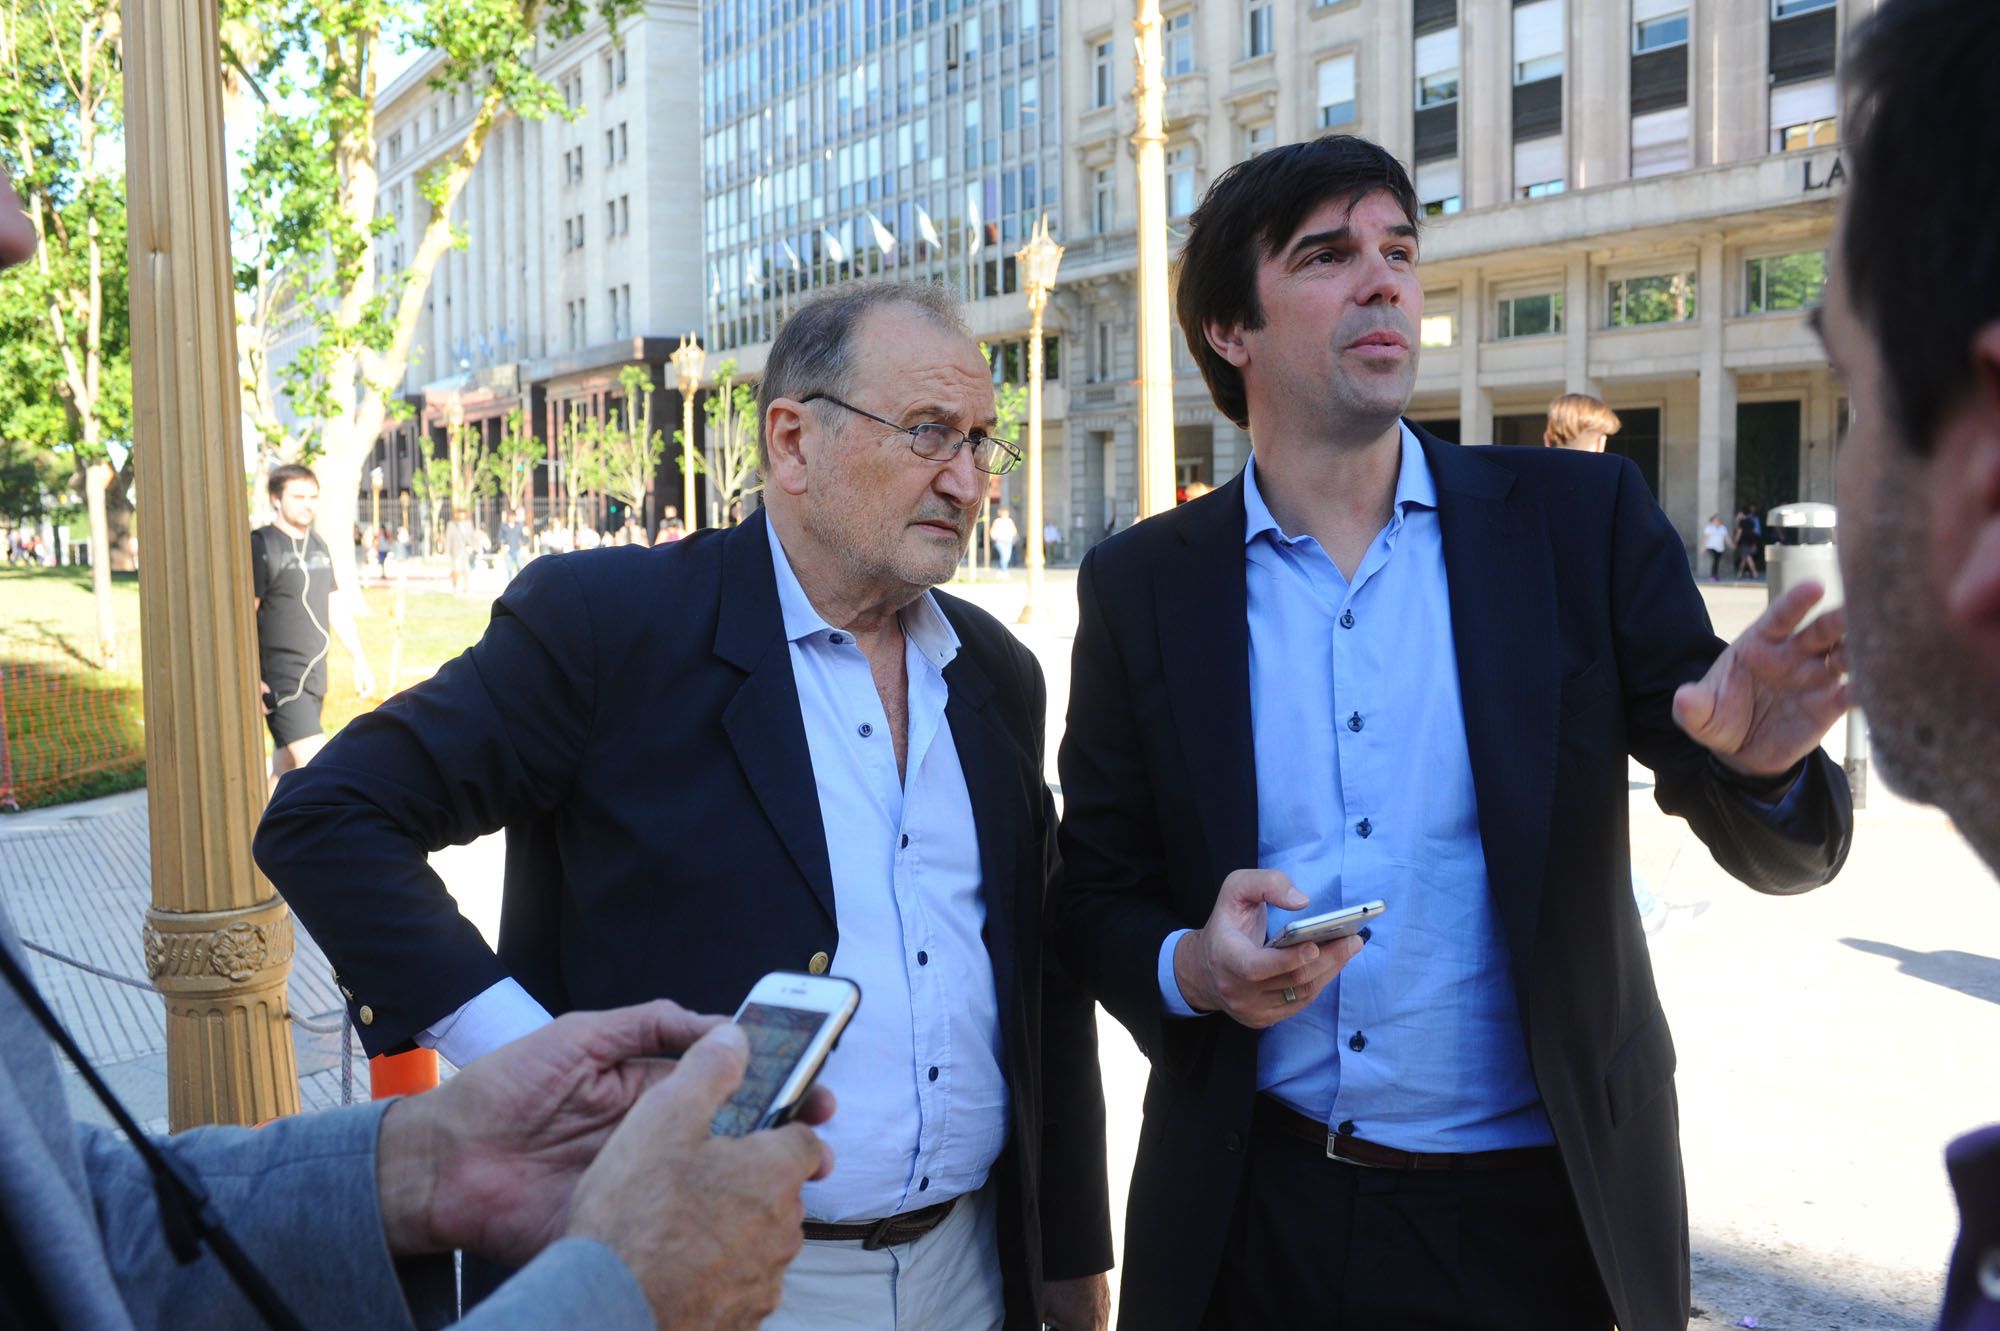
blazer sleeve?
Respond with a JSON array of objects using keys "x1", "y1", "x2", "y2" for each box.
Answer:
[
  {"x1": 1051, "y1": 552, "x2": 1206, "y2": 1074},
  {"x1": 253, "y1": 554, "x2": 600, "y2": 1053},
  {"x1": 1606, "y1": 457, "x2": 1853, "y2": 892},
  {"x1": 1027, "y1": 649, "x2": 1114, "y2": 1280}
]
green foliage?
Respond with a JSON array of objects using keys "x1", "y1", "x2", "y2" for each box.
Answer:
[
  {"x1": 693, "y1": 358, "x2": 760, "y2": 524},
  {"x1": 0, "y1": 0, "x2": 132, "y2": 467},
  {"x1": 408, "y1": 447, "x2": 453, "y2": 551},
  {"x1": 0, "y1": 439, "x2": 76, "y2": 526},
  {"x1": 484, "y1": 407, "x2": 539, "y2": 512},
  {"x1": 597, "y1": 364, "x2": 664, "y2": 517}
]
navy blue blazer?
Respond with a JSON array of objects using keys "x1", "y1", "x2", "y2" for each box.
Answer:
[
  {"x1": 1052, "y1": 424, "x2": 1853, "y2": 1331},
  {"x1": 256, "y1": 511, "x2": 1113, "y2": 1322}
]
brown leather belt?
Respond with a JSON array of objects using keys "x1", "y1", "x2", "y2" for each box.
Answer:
[
  {"x1": 1255, "y1": 1096, "x2": 1559, "y2": 1173},
  {"x1": 801, "y1": 1196, "x2": 958, "y2": 1250}
]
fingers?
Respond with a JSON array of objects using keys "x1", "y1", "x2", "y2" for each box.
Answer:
[
  {"x1": 1755, "y1": 580, "x2": 1826, "y2": 641},
  {"x1": 793, "y1": 1083, "x2": 836, "y2": 1129},
  {"x1": 647, "y1": 1022, "x2": 749, "y2": 1139},
  {"x1": 1791, "y1": 603, "x2": 1847, "y2": 656},
  {"x1": 751, "y1": 1119, "x2": 835, "y2": 1186},
  {"x1": 1671, "y1": 678, "x2": 1718, "y2": 740},
  {"x1": 560, "y1": 999, "x2": 725, "y2": 1067},
  {"x1": 1219, "y1": 867, "x2": 1308, "y2": 913}
]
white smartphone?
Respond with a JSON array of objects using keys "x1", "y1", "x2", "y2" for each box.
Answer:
[
  {"x1": 1268, "y1": 900, "x2": 1387, "y2": 949},
  {"x1": 709, "y1": 971, "x2": 862, "y2": 1137}
]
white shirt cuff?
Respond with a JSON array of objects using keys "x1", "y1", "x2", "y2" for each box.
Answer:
[
  {"x1": 416, "y1": 978, "x2": 554, "y2": 1069},
  {"x1": 1157, "y1": 928, "x2": 1201, "y2": 1019}
]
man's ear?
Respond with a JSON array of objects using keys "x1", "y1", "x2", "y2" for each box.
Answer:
[
  {"x1": 1943, "y1": 322, "x2": 2000, "y2": 634},
  {"x1": 762, "y1": 399, "x2": 814, "y2": 497},
  {"x1": 1204, "y1": 318, "x2": 1250, "y2": 369}
]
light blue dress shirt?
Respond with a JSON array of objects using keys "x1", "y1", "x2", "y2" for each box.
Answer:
[
  {"x1": 1158, "y1": 426, "x2": 1555, "y2": 1152},
  {"x1": 766, "y1": 519, "x2": 1011, "y2": 1221}
]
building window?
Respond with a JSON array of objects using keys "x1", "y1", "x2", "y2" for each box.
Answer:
[
  {"x1": 619, "y1": 194, "x2": 630, "y2": 234},
  {"x1": 607, "y1": 200, "x2": 618, "y2": 238},
  {"x1": 1770, "y1": 77, "x2": 1837, "y2": 152},
  {"x1": 1772, "y1": 0, "x2": 1832, "y2": 15},
  {"x1": 1093, "y1": 39, "x2": 1113, "y2": 108},
  {"x1": 1608, "y1": 272, "x2": 1696, "y2": 326},
  {"x1": 1244, "y1": 1, "x2": 1273, "y2": 59},
  {"x1": 1415, "y1": 158, "x2": 1461, "y2": 215},
  {"x1": 619, "y1": 123, "x2": 629, "y2": 161},
  {"x1": 1243, "y1": 121, "x2": 1275, "y2": 157},
  {"x1": 387, "y1": 131, "x2": 403, "y2": 163},
  {"x1": 1094, "y1": 319, "x2": 1113, "y2": 382},
  {"x1": 1415, "y1": 27, "x2": 1459, "y2": 107},
  {"x1": 1745, "y1": 250, "x2": 1827, "y2": 314},
  {"x1": 608, "y1": 286, "x2": 622, "y2": 338},
  {"x1": 1419, "y1": 312, "x2": 1456, "y2": 347},
  {"x1": 616, "y1": 48, "x2": 627, "y2": 86},
  {"x1": 1092, "y1": 167, "x2": 1115, "y2": 234},
  {"x1": 1495, "y1": 291, "x2": 1563, "y2": 338},
  {"x1": 1633, "y1": 6, "x2": 1688, "y2": 52},
  {"x1": 1513, "y1": 0, "x2": 1564, "y2": 84},
  {"x1": 1631, "y1": 106, "x2": 1692, "y2": 177},
  {"x1": 1514, "y1": 136, "x2": 1565, "y2": 197},
  {"x1": 606, "y1": 128, "x2": 617, "y2": 166},
  {"x1": 1317, "y1": 54, "x2": 1357, "y2": 129},
  {"x1": 603, "y1": 51, "x2": 616, "y2": 93},
  {"x1": 1165, "y1": 9, "x2": 1195, "y2": 76},
  {"x1": 1166, "y1": 145, "x2": 1196, "y2": 217}
]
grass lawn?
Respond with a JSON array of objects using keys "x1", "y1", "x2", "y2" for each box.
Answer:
[{"x1": 0, "y1": 562, "x2": 498, "y2": 809}]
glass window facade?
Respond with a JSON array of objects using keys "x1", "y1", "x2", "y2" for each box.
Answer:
[
  {"x1": 700, "y1": 0, "x2": 1061, "y2": 351},
  {"x1": 1495, "y1": 291, "x2": 1563, "y2": 338},
  {"x1": 1745, "y1": 251, "x2": 1826, "y2": 313},
  {"x1": 1607, "y1": 272, "x2": 1696, "y2": 326}
]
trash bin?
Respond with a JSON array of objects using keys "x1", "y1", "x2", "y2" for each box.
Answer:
[
  {"x1": 1762, "y1": 500, "x2": 1867, "y2": 805},
  {"x1": 1764, "y1": 501, "x2": 1841, "y2": 611}
]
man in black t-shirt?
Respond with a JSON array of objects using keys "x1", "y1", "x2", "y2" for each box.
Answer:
[{"x1": 253, "y1": 464, "x2": 375, "y2": 787}]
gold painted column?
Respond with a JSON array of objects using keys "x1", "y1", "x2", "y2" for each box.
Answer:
[
  {"x1": 1131, "y1": 0, "x2": 1178, "y2": 519},
  {"x1": 124, "y1": 0, "x2": 300, "y2": 1128},
  {"x1": 672, "y1": 332, "x2": 706, "y2": 532},
  {"x1": 1015, "y1": 215, "x2": 1063, "y2": 625}
]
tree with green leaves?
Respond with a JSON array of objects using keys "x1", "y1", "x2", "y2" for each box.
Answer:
[
  {"x1": 597, "y1": 364, "x2": 663, "y2": 535},
  {"x1": 483, "y1": 406, "x2": 538, "y2": 518},
  {"x1": 0, "y1": 0, "x2": 132, "y2": 661},
  {"x1": 227, "y1": 0, "x2": 641, "y2": 589},
  {"x1": 559, "y1": 407, "x2": 605, "y2": 534},
  {"x1": 408, "y1": 446, "x2": 453, "y2": 555},
  {"x1": 691, "y1": 358, "x2": 759, "y2": 526}
]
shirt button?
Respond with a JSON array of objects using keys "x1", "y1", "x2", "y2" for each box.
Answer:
[
  {"x1": 857, "y1": 722, "x2": 873, "y2": 738},
  {"x1": 1349, "y1": 1030, "x2": 1367, "y2": 1052},
  {"x1": 1356, "y1": 818, "x2": 1372, "y2": 838},
  {"x1": 1224, "y1": 1130, "x2": 1242, "y2": 1152},
  {"x1": 828, "y1": 632, "x2": 846, "y2": 644},
  {"x1": 1340, "y1": 609, "x2": 1355, "y2": 629},
  {"x1": 1347, "y1": 711, "x2": 1364, "y2": 732},
  {"x1": 900, "y1": 833, "x2": 910, "y2": 848},
  {"x1": 1358, "y1": 926, "x2": 1372, "y2": 942},
  {"x1": 928, "y1": 1065, "x2": 939, "y2": 1082},
  {"x1": 917, "y1": 950, "x2": 928, "y2": 965},
  {"x1": 919, "y1": 1176, "x2": 930, "y2": 1191},
  {"x1": 1337, "y1": 1120, "x2": 1357, "y2": 1136}
]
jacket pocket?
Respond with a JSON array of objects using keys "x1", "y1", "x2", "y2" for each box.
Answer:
[
  {"x1": 1560, "y1": 658, "x2": 1612, "y2": 715},
  {"x1": 1605, "y1": 1005, "x2": 1677, "y2": 1127}
]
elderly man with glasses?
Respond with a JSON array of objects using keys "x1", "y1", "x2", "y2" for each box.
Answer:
[{"x1": 257, "y1": 281, "x2": 1112, "y2": 1331}]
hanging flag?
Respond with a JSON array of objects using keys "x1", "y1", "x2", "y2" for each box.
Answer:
[
  {"x1": 867, "y1": 211, "x2": 896, "y2": 257},
  {"x1": 782, "y1": 238, "x2": 804, "y2": 272},
  {"x1": 821, "y1": 226, "x2": 848, "y2": 265},
  {"x1": 967, "y1": 198, "x2": 983, "y2": 257},
  {"x1": 917, "y1": 204, "x2": 943, "y2": 249}
]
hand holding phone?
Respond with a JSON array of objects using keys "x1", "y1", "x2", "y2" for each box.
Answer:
[
  {"x1": 1268, "y1": 900, "x2": 1386, "y2": 949},
  {"x1": 710, "y1": 971, "x2": 861, "y2": 1137}
]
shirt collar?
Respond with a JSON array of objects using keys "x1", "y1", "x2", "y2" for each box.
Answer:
[
  {"x1": 764, "y1": 514, "x2": 961, "y2": 670},
  {"x1": 1242, "y1": 420, "x2": 1438, "y2": 546}
]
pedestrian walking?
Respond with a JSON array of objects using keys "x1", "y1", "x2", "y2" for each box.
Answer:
[
  {"x1": 1702, "y1": 513, "x2": 1729, "y2": 581},
  {"x1": 1734, "y1": 507, "x2": 1761, "y2": 579},
  {"x1": 990, "y1": 507, "x2": 1019, "y2": 572}
]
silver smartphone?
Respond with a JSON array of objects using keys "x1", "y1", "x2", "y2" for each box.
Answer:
[
  {"x1": 1268, "y1": 900, "x2": 1387, "y2": 949},
  {"x1": 709, "y1": 971, "x2": 862, "y2": 1137}
]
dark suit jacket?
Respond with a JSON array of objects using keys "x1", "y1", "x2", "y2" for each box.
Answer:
[
  {"x1": 1053, "y1": 424, "x2": 1853, "y2": 1331},
  {"x1": 255, "y1": 511, "x2": 1113, "y2": 1326}
]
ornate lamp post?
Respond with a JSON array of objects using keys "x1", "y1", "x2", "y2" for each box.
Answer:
[
  {"x1": 1132, "y1": 0, "x2": 1178, "y2": 519},
  {"x1": 370, "y1": 465, "x2": 383, "y2": 542},
  {"x1": 1014, "y1": 214, "x2": 1064, "y2": 625},
  {"x1": 671, "y1": 332, "x2": 706, "y2": 532}
]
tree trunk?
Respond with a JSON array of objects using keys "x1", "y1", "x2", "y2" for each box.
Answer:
[{"x1": 105, "y1": 456, "x2": 137, "y2": 571}]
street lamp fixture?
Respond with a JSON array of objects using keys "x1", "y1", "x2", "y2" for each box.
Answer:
[
  {"x1": 370, "y1": 465, "x2": 384, "y2": 573},
  {"x1": 1014, "y1": 213, "x2": 1064, "y2": 625},
  {"x1": 670, "y1": 331, "x2": 706, "y2": 532}
]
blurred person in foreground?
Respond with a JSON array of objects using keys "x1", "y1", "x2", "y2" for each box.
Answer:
[
  {"x1": 1052, "y1": 134, "x2": 1853, "y2": 1331},
  {"x1": 0, "y1": 165, "x2": 831, "y2": 1331},
  {"x1": 1815, "y1": 3, "x2": 2000, "y2": 1327}
]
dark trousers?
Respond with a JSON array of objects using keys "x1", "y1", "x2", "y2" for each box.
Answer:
[{"x1": 1201, "y1": 1112, "x2": 1615, "y2": 1331}]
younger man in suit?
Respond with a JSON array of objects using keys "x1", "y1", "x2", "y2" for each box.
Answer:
[{"x1": 1052, "y1": 134, "x2": 1853, "y2": 1331}]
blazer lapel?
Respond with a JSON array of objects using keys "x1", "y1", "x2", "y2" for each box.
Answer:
[
  {"x1": 941, "y1": 653, "x2": 1022, "y2": 1021},
  {"x1": 715, "y1": 513, "x2": 838, "y2": 927},
  {"x1": 1155, "y1": 478, "x2": 1258, "y2": 899},
  {"x1": 1419, "y1": 426, "x2": 1559, "y2": 971}
]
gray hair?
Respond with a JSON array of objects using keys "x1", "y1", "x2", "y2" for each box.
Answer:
[{"x1": 756, "y1": 281, "x2": 968, "y2": 470}]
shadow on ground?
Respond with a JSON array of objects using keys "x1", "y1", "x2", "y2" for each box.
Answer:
[
  {"x1": 1690, "y1": 1233, "x2": 1939, "y2": 1329},
  {"x1": 1842, "y1": 937, "x2": 2000, "y2": 1007}
]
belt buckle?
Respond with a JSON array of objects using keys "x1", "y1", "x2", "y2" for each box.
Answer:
[
  {"x1": 1326, "y1": 1131, "x2": 1388, "y2": 1169},
  {"x1": 860, "y1": 1214, "x2": 900, "y2": 1251}
]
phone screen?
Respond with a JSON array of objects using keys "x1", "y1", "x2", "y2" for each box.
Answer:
[{"x1": 710, "y1": 1002, "x2": 831, "y2": 1137}]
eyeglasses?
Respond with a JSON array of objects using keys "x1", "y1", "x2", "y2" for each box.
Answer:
[{"x1": 801, "y1": 392, "x2": 1023, "y2": 476}]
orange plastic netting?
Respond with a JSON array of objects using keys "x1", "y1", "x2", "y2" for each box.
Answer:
[{"x1": 0, "y1": 640, "x2": 146, "y2": 810}]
